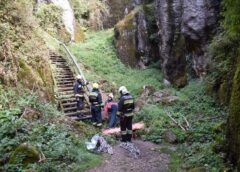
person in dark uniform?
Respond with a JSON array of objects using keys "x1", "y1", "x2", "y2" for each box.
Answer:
[
  {"x1": 73, "y1": 75, "x2": 87, "y2": 111},
  {"x1": 89, "y1": 83, "x2": 103, "y2": 127},
  {"x1": 118, "y1": 86, "x2": 135, "y2": 142}
]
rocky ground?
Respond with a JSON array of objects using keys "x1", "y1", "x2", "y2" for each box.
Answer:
[{"x1": 88, "y1": 140, "x2": 170, "y2": 172}]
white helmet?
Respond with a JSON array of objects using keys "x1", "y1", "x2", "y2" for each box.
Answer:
[
  {"x1": 118, "y1": 86, "x2": 129, "y2": 95},
  {"x1": 76, "y1": 75, "x2": 83, "y2": 80}
]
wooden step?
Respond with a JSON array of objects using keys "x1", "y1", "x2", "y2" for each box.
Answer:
[
  {"x1": 65, "y1": 111, "x2": 91, "y2": 117},
  {"x1": 58, "y1": 84, "x2": 73, "y2": 87},
  {"x1": 62, "y1": 102, "x2": 77, "y2": 107},
  {"x1": 56, "y1": 76, "x2": 74, "y2": 79},
  {"x1": 58, "y1": 87, "x2": 73, "y2": 91},
  {"x1": 63, "y1": 106, "x2": 77, "y2": 111},
  {"x1": 57, "y1": 81, "x2": 74, "y2": 85},
  {"x1": 69, "y1": 115, "x2": 92, "y2": 121},
  {"x1": 57, "y1": 78, "x2": 74, "y2": 81}
]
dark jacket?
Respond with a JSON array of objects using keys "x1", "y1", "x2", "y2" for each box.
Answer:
[
  {"x1": 73, "y1": 80, "x2": 86, "y2": 95},
  {"x1": 118, "y1": 93, "x2": 135, "y2": 115},
  {"x1": 89, "y1": 89, "x2": 102, "y2": 105}
]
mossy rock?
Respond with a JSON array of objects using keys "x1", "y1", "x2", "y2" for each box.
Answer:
[
  {"x1": 9, "y1": 143, "x2": 40, "y2": 167},
  {"x1": 18, "y1": 58, "x2": 44, "y2": 88},
  {"x1": 173, "y1": 74, "x2": 188, "y2": 88},
  {"x1": 227, "y1": 60, "x2": 240, "y2": 169},
  {"x1": 114, "y1": 7, "x2": 144, "y2": 67}
]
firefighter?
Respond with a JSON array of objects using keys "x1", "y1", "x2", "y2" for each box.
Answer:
[
  {"x1": 118, "y1": 86, "x2": 135, "y2": 142},
  {"x1": 89, "y1": 83, "x2": 103, "y2": 127},
  {"x1": 73, "y1": 75, "x2": 87, "y2": 111},
  {"x1": 104, "y1": 93, "x2": 118, "y2": 128}
]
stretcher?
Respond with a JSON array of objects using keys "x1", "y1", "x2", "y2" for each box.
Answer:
[{"x1": 102, "y1": 122, "x2": 145, "y2": 135}]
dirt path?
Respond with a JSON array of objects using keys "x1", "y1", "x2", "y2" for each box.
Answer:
[{"x1": 88, "y1": 140, "x2": 170, "y2": 172}]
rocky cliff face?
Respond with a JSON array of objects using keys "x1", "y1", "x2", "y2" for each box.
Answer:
[
  {"x1": 114, "y1": 0, "x2": 219, "y2": 87},
  {"x1": 114, "y1": 0, "x2": 159, "y2": 68},
  {"x1": 104, "y1": 0, "x2": 133, "y2": 28}
]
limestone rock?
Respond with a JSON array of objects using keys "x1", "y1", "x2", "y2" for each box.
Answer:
[
  {"x1": 114, "y1": 4, "x2": 152, "y2": 69},
  {"x1": 21, "y1": 107, "x2": 42, "y2": 120},
  {"x1": 153, "y1": 90, "x2": 179, "y2": 105},
  {"x1": 155, "y1": 0, "x2": 219, "y2": 87},
  {"x1": 141, "y1": 85, "x2": 156, "y2": 97}
]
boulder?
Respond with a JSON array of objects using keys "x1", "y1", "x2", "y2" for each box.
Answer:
[
  {"x1": 141, "y1": 85, "x2": 156, "y2": 97},
  {"x1": 163, "y1": 131, "x2": 177, "y2": 144},
  {"x1": 152, "y1": 90, "x2": 179, "y2": 105},
  {"x1": 21, "y1": 107, "x2": 42, "y2": 120},
  {"x1": 135, "y1": 99, "x2": 146, "y2": 112}
]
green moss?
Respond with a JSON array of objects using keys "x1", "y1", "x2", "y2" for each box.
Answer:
[
  {"x1": 227, "y1": 60, "x2": 240, "y2": 169},
  {"x1": 9, "y1": 143, "x2": 40, "y2": 167},
  {"x1": 217, "y1": 81, "x2": 229, "y2": 105},
  {"x1": 75, "y1": 23, "x2": 85, "y2": 43},
  {"x1": 174, "y1": 74, "x2": 188, "y2": 88},
  {"x1": 115, "y1": 11, "x2": 135, "y2": 30},
  {"x1": 36, "y1": 4, "x2": 70, "y2": 42},
  {"x1": 17, "y1": 58, "x2": 44, "y2": 90}
]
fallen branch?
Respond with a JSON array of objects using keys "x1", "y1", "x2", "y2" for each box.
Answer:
[
  {"x1": 166, "y1": 112, "x2": 186, "y2": 131},
  {"x1": 39, "y1": 150, "x2": 46, "y2": 163},
  {"x1": 183, "y1": 115, "x2": 190, "y2": 129}
]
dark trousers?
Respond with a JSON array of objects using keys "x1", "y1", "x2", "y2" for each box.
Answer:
[
  {"x1": 91, "y1": 105, "x2": 102, "y2": 124},
  {"x1": 76, "y1": 97, "x2": 84, "y2": 110},
  {"x1": 108, "y1": 104, "x2": 118, "y2": 128},
  {"x1": 120, "y1": 116, "x2": 133, "y2": 142}
]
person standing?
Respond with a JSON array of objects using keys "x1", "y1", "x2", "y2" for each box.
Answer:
[
  {"x1": 73, "y1": 75, "x2": 87, "y2": 111},
  {"x1": 89, "y1": 83, "x2": 103, "y2": 127},
  {"x1": 104, "y1": 93, "x2": 118, "y2": 128},
  {"x1": 118, "y1": 86, "x2": 135, "y2": 142}
]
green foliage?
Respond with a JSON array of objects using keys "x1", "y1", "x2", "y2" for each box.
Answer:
[
  {"x1": 135, "y1": 81, "x2": 226, "y2": 171},
  {"x1": 222, "y1": 0, "x2": 240, "y2": 37},
  {"x1": 36, "y1": 4, "x2": 70, "y2": 42},
  {"x1": 0, "y1": 86, "x2": 101, "y2": 171},
  {"x1": 70, "y1": 0, "x2": 109, "y2": 29},
  {"x1": 208, "y1": 33, "x2": 239, "y2": 80},
  {"x1": 69, "y1": 29, "x2": 163, "y2": 96}
]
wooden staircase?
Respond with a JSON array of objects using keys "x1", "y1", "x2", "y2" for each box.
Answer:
[{"x1": 50, "y1": 53, "x2": 91, "y2": 121}]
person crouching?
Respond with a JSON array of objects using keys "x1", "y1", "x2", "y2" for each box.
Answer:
[{"x1": 104, "y1": 93, "x2": 118, "y2": 128}]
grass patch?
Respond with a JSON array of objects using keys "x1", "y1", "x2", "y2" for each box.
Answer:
[{"x1": 69, "y1": 29, "x2": 163, "y2": 96}]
